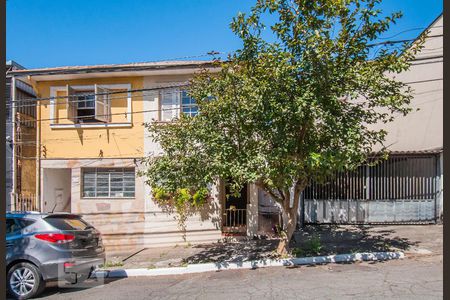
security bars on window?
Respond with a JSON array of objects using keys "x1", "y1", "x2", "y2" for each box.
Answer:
[{"x1": 82, "y1": 168, "x2": 135, "y2": 198}]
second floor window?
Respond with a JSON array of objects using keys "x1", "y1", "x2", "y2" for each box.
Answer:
[
  {"x1": 181, "y1": 91, "x2": 198, "y2": 117},
  {"x1": 76, "y1": 93, "x2": 96, "y2": 121},
  {"x1": 67, "y1": 84, "x2": 112, "y2": 123},
  {"x1": 160, "y1": 89, "x2": 198, "y2": 121}
]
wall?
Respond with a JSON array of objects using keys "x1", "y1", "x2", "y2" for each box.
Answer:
[
  {"x1": 140, "y1": 74, "x2": 223, "y2": 251},
  {"x1": 371, "y1": 16, "x2": 443, "y2": 152},
  {"x1": 34, "y1": 77, "x2": 144, "y2": 159},
  {"x1": 40, "y1": 158, "x2": 222, "y2": 253}
]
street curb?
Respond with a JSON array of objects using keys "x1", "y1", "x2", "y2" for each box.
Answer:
[{"x1": 93, "y1": 251, "x2": 404, "y2": 278}]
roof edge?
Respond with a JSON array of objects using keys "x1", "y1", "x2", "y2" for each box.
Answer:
[{"x1": 8, "y1": 60, "x2": 221, "y2": 77}]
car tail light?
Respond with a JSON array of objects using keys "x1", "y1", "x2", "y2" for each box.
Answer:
[
  {"x1": 35, "y1": 233, "x2": 75, "y2": 244},
  {"x1": 64, "y1": 262, "x2": 75, "y2": 268}
]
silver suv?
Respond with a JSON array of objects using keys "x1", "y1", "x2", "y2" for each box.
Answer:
[{"x1": 6, "y1": 212, "x2": 106, "y2": 299}]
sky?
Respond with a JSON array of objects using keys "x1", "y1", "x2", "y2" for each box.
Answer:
[{"x1": 6, "y1": 0, "x2": 443, "y2": 69}]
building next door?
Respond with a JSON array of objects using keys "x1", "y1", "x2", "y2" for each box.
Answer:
[
  {"x1": 222, "y1": 182, "x2": 248, "y2": 235},
  {"x1": 42, "y1": 168, "x2": 72, "y2": 213}
]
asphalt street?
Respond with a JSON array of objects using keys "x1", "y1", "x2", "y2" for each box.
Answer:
[{"x1": 33, "y1": 254, "x2": 442, "y2": 300}]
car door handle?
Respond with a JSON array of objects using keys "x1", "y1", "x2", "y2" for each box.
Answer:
[{"x1": 6, "y1": 242, "x2": 13, "y2": 248}]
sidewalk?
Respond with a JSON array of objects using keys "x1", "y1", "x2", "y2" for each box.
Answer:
[{"x1": 103, "y1": 224, "x2": 442, "y2": 270}]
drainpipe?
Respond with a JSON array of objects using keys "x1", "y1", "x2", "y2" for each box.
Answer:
[
  {"x1": 11, "y1": 76, "x2": 17, "y2": 211},
  {"x1": 32, "y1": 76, "x2": 42, "y2": 212}
]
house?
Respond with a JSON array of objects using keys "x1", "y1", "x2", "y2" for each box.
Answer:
[
  {"x1": 9, "y1": 61, "x2": 270, "y2": 253},
  {"x1": 6, "y1": 60, "x2": 37, "y2": 211},
  {"x1": 9, "y1": 13, "x2": 443, "y2": 252},
  {"x1": 303, "y1": 14, "x2": 443, "y2": 224}
]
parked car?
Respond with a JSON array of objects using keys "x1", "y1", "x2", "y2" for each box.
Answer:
[{"x1": 6, "y1": 211, "x2": 105, "y2": 299}]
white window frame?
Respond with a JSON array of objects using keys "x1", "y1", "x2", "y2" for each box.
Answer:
[
  {"x1": 49, "y1": 83, "x2": 132, "y2": 129},
  {"x1": 180, "y1": 90, "x2": 198, "y2": 117},
  {"x1": 81, "y1": 167, "x2": 136, "y2": 199},
  {"x1": 159, "y1": 89, "x2": 198, "y2": 121}
]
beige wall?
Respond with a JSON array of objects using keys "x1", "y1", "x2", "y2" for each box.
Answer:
[
  {"x1": 371, "y1": 16, "x2": 443, "y2": 152},
  {"x1": 40, "y1": 158, "x2": 222, "y2": 253}
]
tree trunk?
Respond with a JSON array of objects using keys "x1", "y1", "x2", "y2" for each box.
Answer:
[
  {"x1": 276, "y1": 206, "x2": 299, "y2": 255},
  {"x1": 276, "y1": 184, "x2": 303, "y2": 255}
]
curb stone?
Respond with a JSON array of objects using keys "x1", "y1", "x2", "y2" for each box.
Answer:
[{"x1": 93, "y1": 251, "x2": 404, "y2": 278}]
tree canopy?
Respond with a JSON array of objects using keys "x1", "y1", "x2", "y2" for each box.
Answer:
[{"x1": 141, "y1": 0, "x2": 425, "y2": 252}]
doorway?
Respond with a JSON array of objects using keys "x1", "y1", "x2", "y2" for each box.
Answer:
[
  {"x1": 42, "y1": 168, "x2": 71, "y2": 213},
  {"x1": 222, "y1": 182, "x2": 248, "y2": 234}
]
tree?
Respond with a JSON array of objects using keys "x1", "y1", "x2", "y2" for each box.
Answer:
[{"x1": 141, "y1": 0, "x2": 425, "y2": 254}]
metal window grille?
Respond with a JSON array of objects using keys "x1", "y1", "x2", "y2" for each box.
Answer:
[{"x1": 82, "y1": 168, "x2": 135, "y2": 198}]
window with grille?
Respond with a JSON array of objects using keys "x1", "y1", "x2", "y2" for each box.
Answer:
[
  {"x1": 160, "y1": 89, "x2": 198, "y2": 121},
  {"x1": 82, "y1": 168, "x2": 135, "y2": 198},
  {"x1": 181, "y1": 91, "x2": 198, "y2": 117}
]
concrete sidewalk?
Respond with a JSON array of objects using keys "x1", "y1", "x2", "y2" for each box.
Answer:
[{"x1": 104, "y1": 224, "x2": 442, "y2": 270}]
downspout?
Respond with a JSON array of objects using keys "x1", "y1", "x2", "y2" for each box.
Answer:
[
  {"x1": 11, "y1": 76, "x2": 17, "y2": 210},
  {"x1": 32, "y1": 76, "x2": 42, "y2": 212}
]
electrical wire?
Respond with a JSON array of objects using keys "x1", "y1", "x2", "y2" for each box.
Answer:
[
  {"x1": 6, "y1": 88, "x2": 188, "y2": 109},
  {"x1": 8, "y1": 83, "x2": 191, "y2": 104},
  {"x1": 377, "y1": 26, "x2": 442, "y2": 40}
]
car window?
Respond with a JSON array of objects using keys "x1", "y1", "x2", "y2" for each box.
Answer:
[
  {"x1": 6, "y1": 218, "x2": 21, "y2": 235},
  {"x1": 44, "y1": 216, "x2": 91, "y2": 231},
  {"x1": 16, "y1": 219, "x2": 35, "y2": 229}
]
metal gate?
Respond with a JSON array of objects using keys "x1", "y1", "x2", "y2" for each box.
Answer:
[{"x1": 303, "y1": 154, "x2": 440, "y2": 224}]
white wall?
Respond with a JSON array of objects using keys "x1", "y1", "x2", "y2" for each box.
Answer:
[
  {"x1": 139, "y1": 75, "x2": 223, "y2": 250},
  {"x1": 42, "y1": 168, "x2": 71, "y2": 213}
]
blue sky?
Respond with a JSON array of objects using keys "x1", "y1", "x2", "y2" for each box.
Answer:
[{"x1": 7, "y1": 0, "x2": 442, "y2": 69}]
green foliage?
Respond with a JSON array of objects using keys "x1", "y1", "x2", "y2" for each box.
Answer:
[
  {"x1": 292, "y1": 235, "x2": 323, "y2": 257},
  {"x1": 150, "y1": 186, "x2": 210, "y2": 241},
  {"x1": 102, "y1": 261, "x2": 124, "y2": 268},
  {"x1": 153, "y1": 187, "x2": 170, "y2": 202},
  {"x1": 142, "y1": 0, "x2": 425, "y2": 245},
  {"x1": 192, "y1": 188, "x2": 209, "y2": 206}
]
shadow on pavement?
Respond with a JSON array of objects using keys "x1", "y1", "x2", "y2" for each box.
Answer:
[
  {"x1": 185, "y1": 224, "x2": 420, "y2": 264},
  {"x1": 292, "y1": 224, "x2": 419, "y2": 256},
  {"x1": 184, "y1": 239, "x2": 279, "y2": 264},
  {"x1": 33, "y1": 277, "x2": 125, "y2": 299}
]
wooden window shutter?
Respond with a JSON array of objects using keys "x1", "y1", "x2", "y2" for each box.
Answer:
[
  {"x1": 66, "y1": 85, "x2": 77, "y2": 122},
  {"x1": 94, "y1": 84, "x2": 111, "y2": 122}
]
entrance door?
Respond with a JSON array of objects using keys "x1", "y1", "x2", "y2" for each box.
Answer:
[{"x1": 222, "y1": 183, "x2": 247, "y2": 234}]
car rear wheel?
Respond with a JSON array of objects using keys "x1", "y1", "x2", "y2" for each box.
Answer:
[{"x1": 7, "y1": 262, "x2": 45, "y2": 300}]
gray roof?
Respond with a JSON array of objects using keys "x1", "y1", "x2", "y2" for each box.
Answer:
[{"x1": 8, "y1": 60, "x2": 220, "y2": 77}]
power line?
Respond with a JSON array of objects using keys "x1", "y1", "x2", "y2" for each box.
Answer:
[
  {"x1": 377, "y1": 26, "x2": 441, "y2": 40},
  {"x1": 4, "y1": 105, "x2": 186, "y2": 125},
  {"x1": 7, "y1": 53, "x2": 443, "y2": 109},
  {"x1": 8, "y1": 83, "x2": 191, "y2": 104},
  {"x1": 4, "y1": 71, "x2": 444, "y2": 125},
  {"x1": 367, "y1": 34, "x2": 443, "y2": 47},
  {"x1": 6, "y1": 88, "x2": 187, "y2": 109}
]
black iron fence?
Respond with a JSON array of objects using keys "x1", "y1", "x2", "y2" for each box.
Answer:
[{"x1": 303, "y1": 154, "x2": 441, "y2": 224}]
